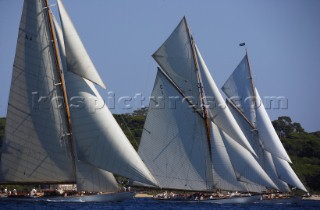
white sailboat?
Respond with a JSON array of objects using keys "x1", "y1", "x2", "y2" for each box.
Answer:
[
  {"x1": 221, "y1": 50, "x2": 308, "y2": 195},
  {"x1": 137, "y1": 17, "x2": 292, "y2": 203},
  {"x1": 0, "y1": 0, "x2": 157, "y2": 202}
]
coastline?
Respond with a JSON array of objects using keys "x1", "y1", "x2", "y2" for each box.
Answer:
[
  {"x1": 303, "y1": 195, "x2": 320, "y2": 201},
  {"x1": 134, "y1": 192, "x2": 320, "y2": 201}
]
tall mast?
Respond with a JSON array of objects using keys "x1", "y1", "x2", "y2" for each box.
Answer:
[
  {"x1": 184, "y1": 17, "x2": 212, "y2": 158},
  {"x1": 44, "y1": 0, "x2": 77, "y2": 181},
  {"x1": 246, "y1": 50, "x2": 257, "y2": 108}
]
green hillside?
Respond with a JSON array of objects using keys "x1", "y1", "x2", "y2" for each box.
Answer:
[
  {"x1": 0, "y1": 112, "x2": 319, "y2": 193},
  {"x1": 272, "y1": 116, "x2": 320, "y2": 193}
]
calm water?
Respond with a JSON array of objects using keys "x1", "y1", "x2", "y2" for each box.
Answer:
[{"x1": 0, "y1": 198, "x2": 319, "y2": 210}]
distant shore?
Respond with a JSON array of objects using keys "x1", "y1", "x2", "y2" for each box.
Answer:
[
  {"x1": 135, "y1": 193, "x2": 320, "y2": 201},
  {"x1": 135, "y1": 193, "x2": 153, "y2": 198},
  {"x1": 303, "y1": 195, "x2": 320, "y2": 200}
]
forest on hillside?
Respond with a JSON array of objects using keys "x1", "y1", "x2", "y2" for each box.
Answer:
[{"x1": 0, "y1": 109, "x2": 319, "y2": 193}]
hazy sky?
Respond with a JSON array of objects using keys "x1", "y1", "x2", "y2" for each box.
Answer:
[{"x1": 0, "y1": 0, "x2": 319, "y2": 132}]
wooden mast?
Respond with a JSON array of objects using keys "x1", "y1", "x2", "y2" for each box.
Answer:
[
  {"x1": 246, "y1": 50, "x2": 257, "y2": 108},
  {"x1": 184, "y1": 17, "x2": 212, "y2": 159},
  {"x1": 44, "y1": 0, "x2": 77, "y2": 182}
]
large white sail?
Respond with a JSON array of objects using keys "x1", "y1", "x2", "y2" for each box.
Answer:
[
  {"x1": 210, "y1": 122, "x2": 248, "y2": 192},
  {"x1": 56, "y1": 1, "x2": 157, "y2": 187},
  {"x1": 0, "y1": 0, "x2": 74, "y2": 183},
  {"x1": 255, "y1": 89, "x2": 292, "y2": 163},
  {"x1": 138, "y1": 70, "x2": 213, "y2": 191},
  {"x1": 152, "y1": 17, "x2": 202, "y2": 110},
  {"x1": 195, "y1": 46, "x2": 255, "y2": 155},
  {"x1": 273, "y1": 157, "x2": 308, "y2": 192},
  {"x1": 53, "y1": 16, "x2": 120, "y2": 193},
  {"x1": 76, "y1": 160, "x2": 118, "y2": 193},
  {"x1": 57, "y1": 0, "x2": 106, "y2": 89},
  {"x1": 228, "y1": 103, "x2": 291, "y2": 192},
  {"x1": 220, "y1": 129, "x2": 277, "y2": 189},
  {"x1": 222, "y1": 56, "x2": 256, "y2": 125},
  {"x1": 222, "y1": 54, "x2": 307, "y2": 192},
  {"x1": 222, "y1": 56, "x2": 291, "y2": 162}
]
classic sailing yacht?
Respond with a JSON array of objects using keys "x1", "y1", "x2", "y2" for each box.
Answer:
[
  {"x1": 222, "y1": 50, "x2": 308, "y2": 194},
  {"x1": 0, "y1": 0, "x2": 157, "y2": 202},
  {"x1": 137, "y1": 17, "x2": 291, "y2": 203}
]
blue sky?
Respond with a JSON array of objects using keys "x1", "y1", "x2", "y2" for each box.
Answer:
[{"x1": 0, "y1": 0, "x2": 319, "y2": 132}]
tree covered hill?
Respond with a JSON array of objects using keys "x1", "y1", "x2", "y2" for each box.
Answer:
[
  {"x1": 272, "y1": 116, "x2": 320, "y2": 193},
  {"x1": 0, "y1": 111, "x2": 319, "y2": 192}
]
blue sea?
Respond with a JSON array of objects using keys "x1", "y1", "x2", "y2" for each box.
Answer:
[{"x1": 1, "y1": 198, "x2": 320, "y2": 210}]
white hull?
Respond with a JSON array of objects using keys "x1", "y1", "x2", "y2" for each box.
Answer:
[
  {"x1": 157, "y1": 195, "x2": 260, "y2": 204},
  {"x1": 199, "y1": 195, "x2": 260, "y2": 204},
  {"x1": 45, "y1": 192, "x2": 134, "y2": 202},
  {"x1": 255, "y1": 196, "x2": 301, "y2": 204}
]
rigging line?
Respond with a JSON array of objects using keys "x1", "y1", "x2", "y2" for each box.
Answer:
[
  {"x1": 226, "y1": 98, "x2": 255, "y2": 129},
  {"x1": 157, "y1": 67, "x2": 204, "y2": 119},
  {"x1": 119, "y1": 113, "x2": 140, "y2": 150},
  {"x1": 184, "y1": 16, "x2": 212, "y2": 160},
  {"x1": 44, "y1": 0, "x2": 77, "y2": 180}
]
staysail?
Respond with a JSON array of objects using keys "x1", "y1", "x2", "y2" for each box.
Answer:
[
  {"x1": 273, "y1": 157, "x2": 308, "y2": 192},
  {"x1": 228, "y1": 102, "x2": 291, "y2": 192},
  {"x1": 210, "y1": 122, "x2": 262, "y2": 192},
  {"x1": 0, "y1": 0, "x2": 74, "y2": 183},
  {"x1": 254, "y1": 89, "x2": 292, "y2": 163}
]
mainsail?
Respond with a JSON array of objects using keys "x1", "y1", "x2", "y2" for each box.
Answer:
[
  {"x1": 0, "y1": 0, "x2": 157, "y2": 192},
  {"x1": 139, "y1": 17, "x2": 278, "y2": 192},
  {"x1": 222, "y1": 52, "x2": 307, "y2": 192},
  {"x1": 139, "y1": 70, "x2": 213, "y2": 191},
  {"x1": 0, "y1": 0, "x2": 74, "y2": 183}
]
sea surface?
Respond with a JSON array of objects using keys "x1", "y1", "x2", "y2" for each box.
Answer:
[{"x1": 0, "y1": 198, "x2": 320, "y2": 210}]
